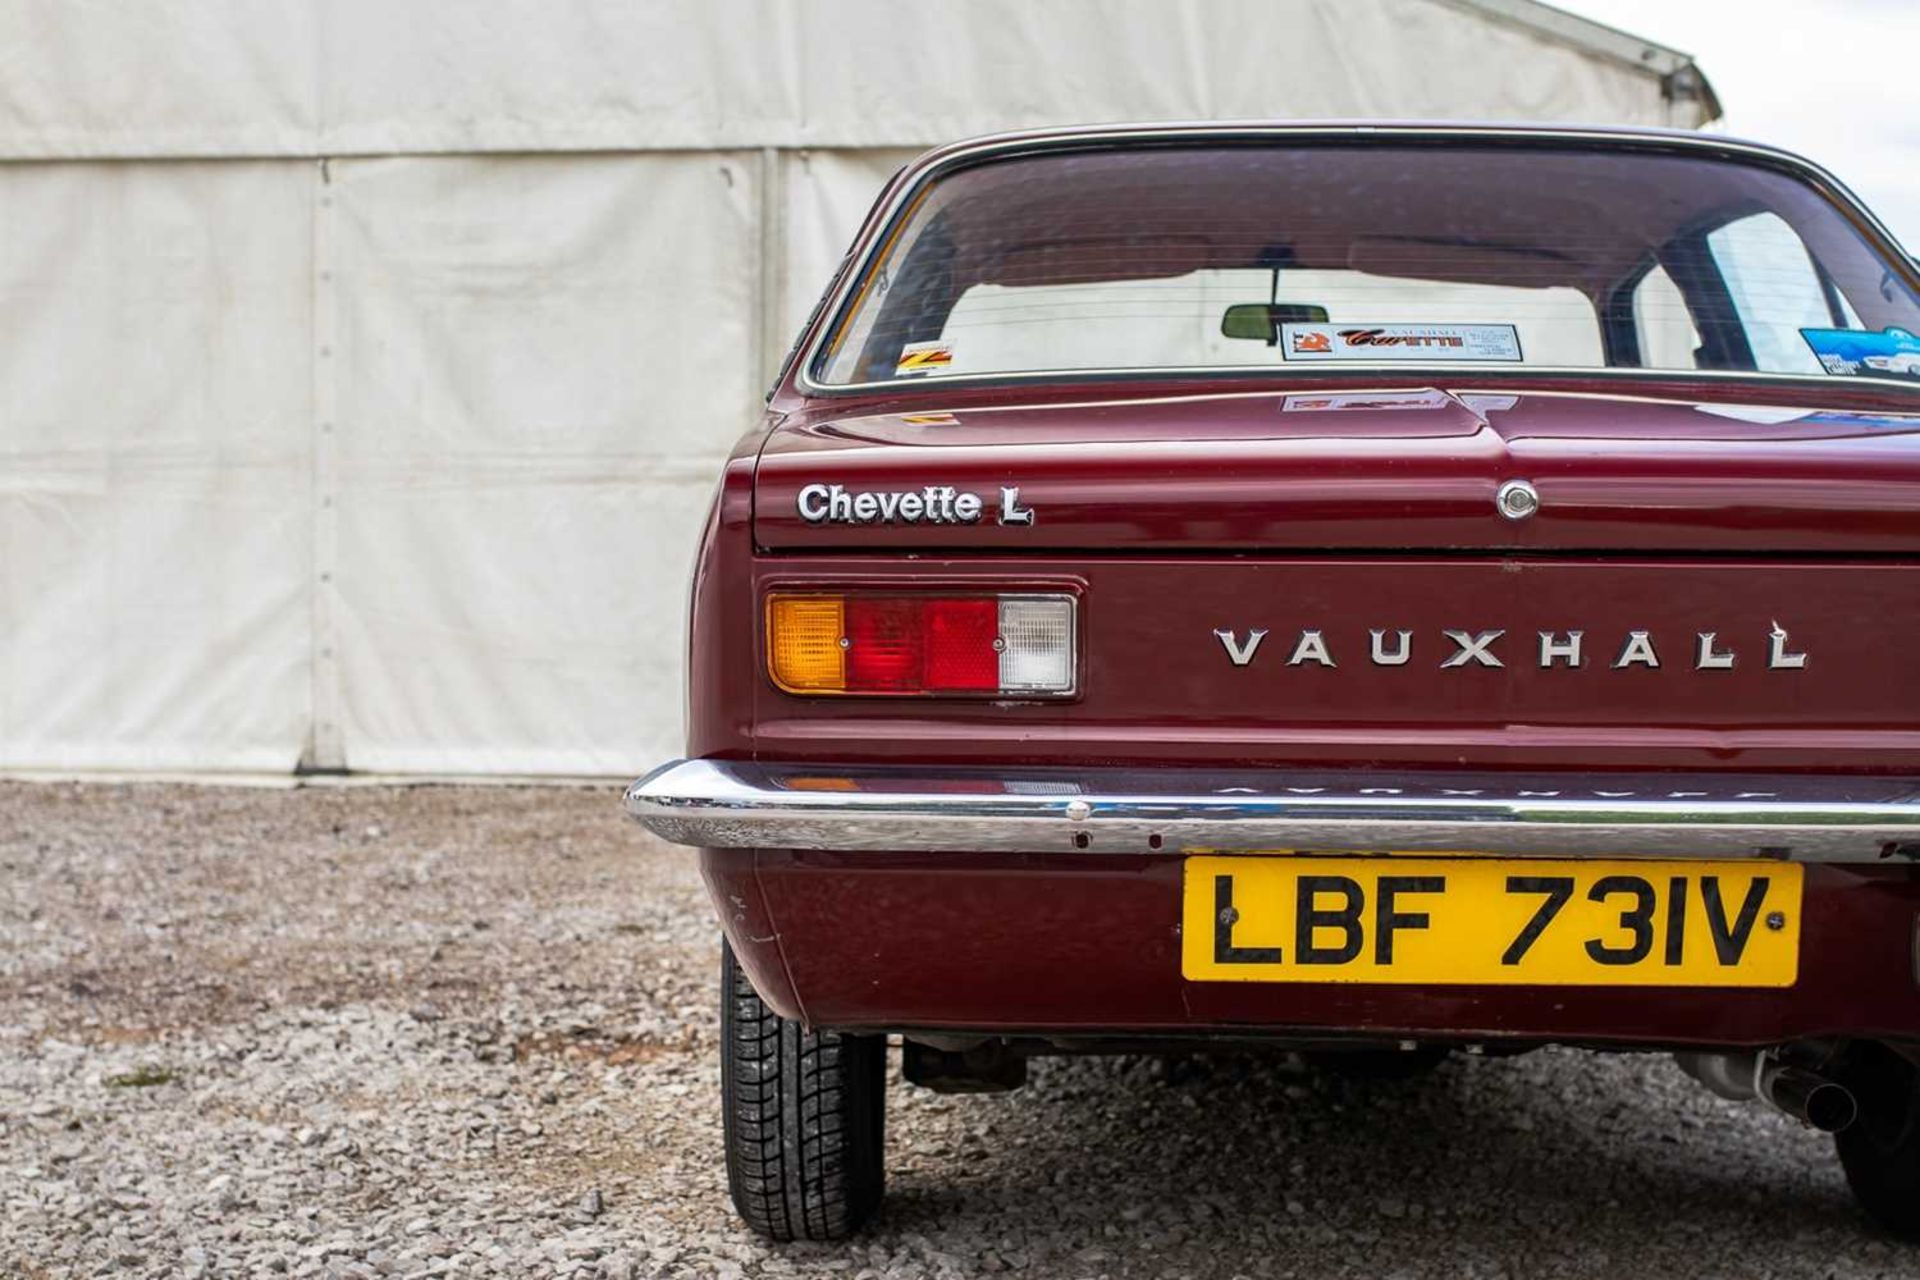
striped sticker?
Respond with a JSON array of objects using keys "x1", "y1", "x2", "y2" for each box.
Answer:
[{"x1": 895, "y1": 340, "x2": 955, "y2": 376}]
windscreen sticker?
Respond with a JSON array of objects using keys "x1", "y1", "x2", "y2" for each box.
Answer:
[
  {"x1": 1282, "y1": 390, "x2": 1452, "y2": 412},
  {"x1": 894, "y1": 340, "x2": 955, "y2": 377},
  {"x1": 1800, "y1": 327, "x2": 1920, "y2": 381},
  {"x1": 1281, "y1": 323, "x2": 1524, "y2": 363}
]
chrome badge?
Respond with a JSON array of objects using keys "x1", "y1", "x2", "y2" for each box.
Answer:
[
  {"x1": 1215, "y1": 623, "x2": 1808, "y2": 671},
  {"x1": 797, "y1": 483, "x2": 1034, "y2": 527}
]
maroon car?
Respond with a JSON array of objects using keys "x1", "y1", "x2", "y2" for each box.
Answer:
[{"x1": 625, "y1": 123, "x2": 1920, "y2": 1241}]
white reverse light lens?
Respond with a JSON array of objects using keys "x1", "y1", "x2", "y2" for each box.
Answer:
[{"x1": 997, "y1": 595, "x2": 1076, "y2": 693}]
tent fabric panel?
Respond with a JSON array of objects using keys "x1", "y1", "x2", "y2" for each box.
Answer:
[
  {"x1": 325, "y1": 153, "x2": 761, "y2": 774},
  {"x1": 0, "y1": 0, "x2": 1711, "y2": 161},
  {"x1": 0, "y1": 160, "x2": 314, "y2": 770}
]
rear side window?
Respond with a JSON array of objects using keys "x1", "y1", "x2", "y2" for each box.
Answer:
[
  {"x1": 1630, "y1": 264, "x2": 1700, "y2": 370},
  {"x1": 813, "y1": 143, "x2": 1919, "y2": 387},
  {"x1": 1708, "y1": 213, "x2": 1833, "y2": 373}
]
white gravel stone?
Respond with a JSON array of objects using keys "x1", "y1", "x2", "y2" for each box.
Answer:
[{"x1": 0, "y1": 781, "x2": 1904, "y2": 1277}]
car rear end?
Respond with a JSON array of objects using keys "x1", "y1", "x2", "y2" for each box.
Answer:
[{"x1": 626, "y1": 124, "x2": 1920, "y2": 1239}]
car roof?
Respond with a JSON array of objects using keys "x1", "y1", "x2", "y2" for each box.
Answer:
[{"x1": 893, "y1": 120, "x2": 1815, "y2": 180}]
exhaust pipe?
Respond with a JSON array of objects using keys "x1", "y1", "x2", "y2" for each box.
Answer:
[
  {"x1": 1675, "y1": 1050, "x2": 1858, "y2": 1133},
  {"x1": 1762, "y1": 1065, "x2": 1858, "y2": 1133}
]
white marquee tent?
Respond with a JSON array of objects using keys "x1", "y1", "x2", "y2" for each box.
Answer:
[{"x1": 0, "y1": 0, "x2": 1718, "y2": 776}]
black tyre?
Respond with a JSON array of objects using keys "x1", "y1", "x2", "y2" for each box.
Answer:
[
  {"x1": 1835, "y1": 1044, "x2": 1920, "y2": 1240},
  {"x1": 720, "y1": 940, "x2": 885, "y2": 1240}
]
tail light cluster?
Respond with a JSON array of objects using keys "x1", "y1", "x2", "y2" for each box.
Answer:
[{"x1": 766, "y1": 592, "x2": 1077, "y2": 696}]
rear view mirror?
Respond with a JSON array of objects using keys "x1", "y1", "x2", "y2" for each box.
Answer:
[{"x1": 1221, "y1": 302, "x2": 1330, "y2": 343}]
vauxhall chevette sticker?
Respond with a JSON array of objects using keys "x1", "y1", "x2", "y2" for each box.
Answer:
[
  {"x1": 1281, "y1": 322, "x2": 1524, "y2": 362},
  {"x1": 796, "y1": 483, "x2": 1034, "y2": 526},
  {"x1": 1211, "y1": 623, "x2": 1809, "y2": 671}
]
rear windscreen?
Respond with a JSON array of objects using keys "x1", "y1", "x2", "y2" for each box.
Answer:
[{"x1": 812, "y1": 143, "x2": 1920, "y2": 387}]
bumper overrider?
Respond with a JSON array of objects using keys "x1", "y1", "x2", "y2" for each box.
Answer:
[{"x1": 625, "y1": 760, "x2": 1920, "y2": 1046}]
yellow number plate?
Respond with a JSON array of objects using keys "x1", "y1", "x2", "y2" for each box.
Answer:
[{"x1": 1181, "y1": 856, "x2": 1801, "y2": 987}]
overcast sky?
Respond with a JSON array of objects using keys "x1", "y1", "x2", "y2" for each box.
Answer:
[{"x1": 1564, "y1": 0, "x2": 1918, "y2": 251}]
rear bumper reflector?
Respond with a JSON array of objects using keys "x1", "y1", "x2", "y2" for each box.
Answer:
[{"x1": 625, "y1": 759, "x2": 1920, "y2": 862}]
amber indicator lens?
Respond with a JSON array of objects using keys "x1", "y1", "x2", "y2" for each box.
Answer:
[
  {"x1": 765, "y1": 593, "x2": 1075, "y2": 696},
  {"x1": 765, "y1": 596, "x2": 846, "y2": 692}
]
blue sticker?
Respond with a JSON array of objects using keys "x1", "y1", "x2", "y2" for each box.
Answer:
[
  {"x1": 1801, "y1": 411, "x2": 1920, "y2": 433},
  {"x1": 1800, "y1": 326, "x2": 1920, "y2": 381}
]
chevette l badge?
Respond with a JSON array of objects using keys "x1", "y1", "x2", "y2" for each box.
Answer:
[
  {"x1": 796, "y1": 483, "x2": 1034, "y2": 526},
  {"x1": 1213, "y1": 623, "x2": 1809, "y2": 671}
]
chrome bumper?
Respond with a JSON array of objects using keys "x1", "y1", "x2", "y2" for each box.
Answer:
[{"x1": 624, "y1": 759, "x2": 1920, "y2": 863}]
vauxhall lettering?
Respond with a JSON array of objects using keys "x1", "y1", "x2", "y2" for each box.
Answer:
[{"x1": 1214, "y1": 625, "x2": 1809, "y2": 672}]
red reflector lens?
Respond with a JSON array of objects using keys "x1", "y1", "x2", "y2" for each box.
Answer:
[
  {"x1": 922, "y1": 598, "x2": 998, "y2": 690},
  {"x1": 842, "y1": 596, "x2": 1001, "y2": 692},
  {"x1": 845, "y1": 597, "x2": 922, "y2": 691}
]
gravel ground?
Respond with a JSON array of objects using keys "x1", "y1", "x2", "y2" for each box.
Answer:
[{"x1": 1, "y1": 780, "x2": 1912, "y2": 1279}]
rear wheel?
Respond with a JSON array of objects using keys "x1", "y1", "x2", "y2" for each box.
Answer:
[
  {"x1": 1835, "y1": 1044, "x2": 1920, "y2": 1239},
  {"x1": 720, "y1": 940, "x2": 886, "y2": 1240}
]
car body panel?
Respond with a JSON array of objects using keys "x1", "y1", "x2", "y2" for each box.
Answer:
[
  {"x1": 708, "y1": 848, "x2": 1920, "y2": 1046},
  {"x1": 755, "y1": 389, "x2": 1920, "y2": 554},
  {"x1": 713, "y1": 551, "x2": 1920, "y2": 773},
  {"x1": 654, "y1": 123, "x2": 1920, "y2": 1049}
]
